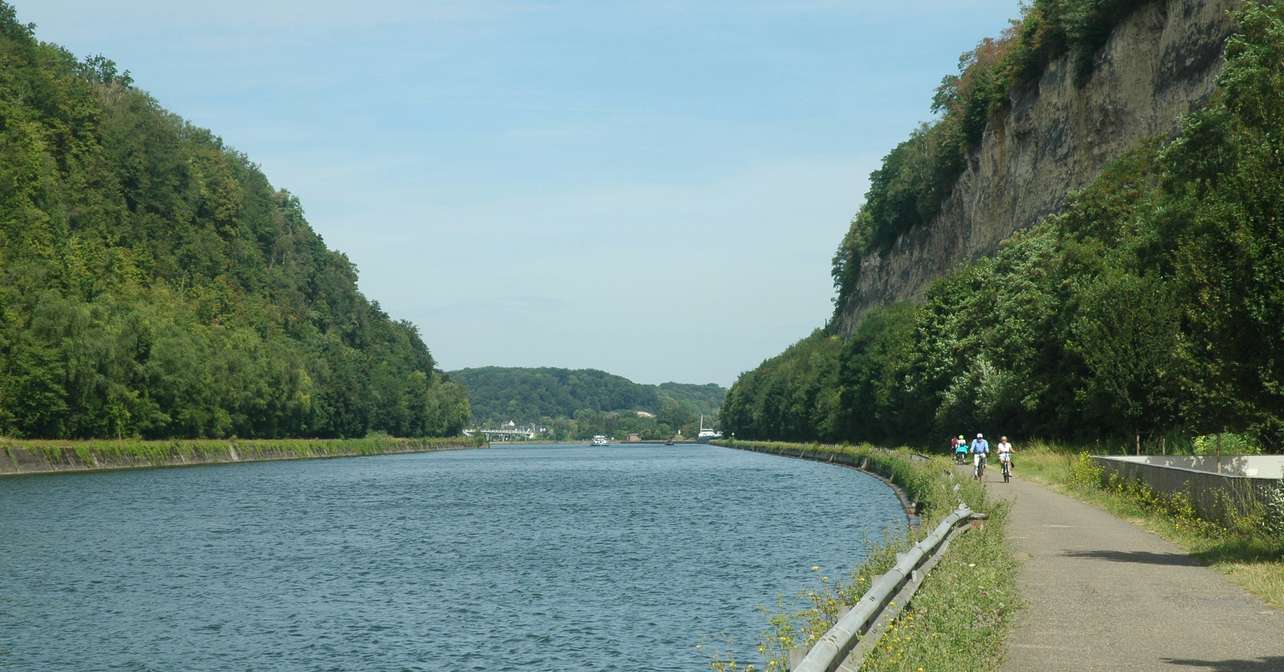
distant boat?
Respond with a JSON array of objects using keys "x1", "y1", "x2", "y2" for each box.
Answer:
[
  {"x1": 591, "y1": 435, "x2": 609, "y2": 447},
  {"x1": 696, "y1": 415, "x2": 722, "y2": 443}
]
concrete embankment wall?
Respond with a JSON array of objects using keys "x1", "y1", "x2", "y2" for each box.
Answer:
[
  {"x1": 1093, "y1": 456, "x2": 1282, "y2": 526},
  {"x1": 0, "y1": 438, "x2": 482, "y2": 477},
  {"x1": 1101, "y1": 454, "x2": 1284, "y2": 479}
]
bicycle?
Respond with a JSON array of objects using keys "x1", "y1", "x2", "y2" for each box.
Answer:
[
  {"x1": 1000, "y1": 454, "x2": 1011, "y2": 483},
  {"x1": 973, "y1": 454, "x2": 986, "y2": 480}
]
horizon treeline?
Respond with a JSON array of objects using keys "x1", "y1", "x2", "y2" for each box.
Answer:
[
  {"x1": 0, "y1": 3, "x2": 469, "y2": 439},
  {"x1": 724, "y1": 2, "x2": 1284, "y2": 452},
  {"x1": 451, "y1": 367, "x2": 725, "y2": 439}
]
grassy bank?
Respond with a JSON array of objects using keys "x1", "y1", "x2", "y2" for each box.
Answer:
[
  {"x1": 711, "y1": 440, "x2": 1018, "y2": 672},
  {"x1": 0, "y1": 435, "x2": 486, "y2": 475},
  {"x1": 1017, "y1": 443, "x2": 1284, "y2": 610}
]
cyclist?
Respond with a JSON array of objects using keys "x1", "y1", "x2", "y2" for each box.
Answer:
[
  {"x1": 997, "y1": 435, "x2": 1014, "y2": 480},
  {"x1": 953, "y1": 434, "x2": 968, "y2": 464},
  {"x1": 970, "y1": 433, "x2": 989, "y2": 479}
]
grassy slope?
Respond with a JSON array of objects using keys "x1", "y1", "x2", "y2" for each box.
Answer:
[
  {"x1": 1017, "y1": 443, "x2": 1284, "y2": 610},
  {"x1": 710, "y1": 441, "x2": 1018, "y2": 672}
]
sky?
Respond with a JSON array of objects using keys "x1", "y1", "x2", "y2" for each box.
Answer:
[{"x1": 20, "y1": 1, "x2": 1021, "y2": 386}]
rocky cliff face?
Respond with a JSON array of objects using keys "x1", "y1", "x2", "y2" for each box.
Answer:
[{"x1": 835, "y1": 0, "x2": 1240, "y2": 335}]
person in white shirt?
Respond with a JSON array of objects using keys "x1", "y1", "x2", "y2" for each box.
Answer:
[{"x1": 996, "y1": 436, "x2": 1014, "y2": 474}]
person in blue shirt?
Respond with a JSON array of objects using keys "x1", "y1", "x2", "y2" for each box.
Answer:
[{"x1": 970, "y1": 433, "x2": 990, "y2": 479}]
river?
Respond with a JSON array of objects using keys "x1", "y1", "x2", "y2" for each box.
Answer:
[{"x1": 0, "y1": 443, "x2": 907, "y2": 671}]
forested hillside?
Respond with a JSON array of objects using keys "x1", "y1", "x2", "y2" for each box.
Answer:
[
  {"x1": 450, "y1": 367, "x2": 724, "y2": 438},
  {"x1": 657, "y1": 382, "x2": 726, "y2": 416},
  {"x1": 0, "y1": 3, "x2": 468, "y2": 439},
  {"x1": 725, "y1": 1, "x2": 1284, "y2": 451}
]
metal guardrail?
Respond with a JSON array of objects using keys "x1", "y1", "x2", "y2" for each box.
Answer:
[{"x1": 791, "y1": 503, "x2": 978, "y2": 672}]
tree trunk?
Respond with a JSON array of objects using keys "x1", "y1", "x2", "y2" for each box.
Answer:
[{"x1": 1136, "y1": 430, "x2": 1141, "y2": 456}]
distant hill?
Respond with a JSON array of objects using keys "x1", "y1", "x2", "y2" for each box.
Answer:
[
  {"x1": 0, "y1": 2, "x2": 468, "y2": 439},
  {"x1": 656, "y1": 382, "x2": 726, "y2": 416},
  {"x1": 449, "y1": 367, "x2": 725, "y2": 438}
]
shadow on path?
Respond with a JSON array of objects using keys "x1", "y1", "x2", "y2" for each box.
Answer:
[
  {"x1": 1162, "y1": 657, "x2": 1284, "y2": 671},
  {"x1": 1060, "y1": 549, "x2": 1204, "y2": 566},
  {"x1": 997, "y1": 474, "x2": 1284, "y2": 672}
]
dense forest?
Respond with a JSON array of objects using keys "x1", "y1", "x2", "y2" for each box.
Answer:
[
  {"x1": 724, "y1": 1, "x2": 1284, "y2": 452},
  {"x1": 0, "y1": 3, "x2": 469, "y2": 439},
  {"x1": 450, "y1": 367, "x2": 724, "y2": 439}
]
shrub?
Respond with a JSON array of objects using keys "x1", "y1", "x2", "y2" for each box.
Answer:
[
  {"x1": 1192, "y1": 433, "x2": 1262, "y2": 456},
  {"x1": 1068, "y1": 453, "x2": 1104, "y2": 490},
  {"x1": 1265, "y1": 483, "x2": 1284, "y2": 541}
]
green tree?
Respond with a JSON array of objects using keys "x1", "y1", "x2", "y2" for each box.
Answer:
[
  {"x1": 0, "y1": 1, "x2": 466, "y2": 439},
  {"x1": 1069, "y1": 269, "x2": 1180, "y2": 449}
]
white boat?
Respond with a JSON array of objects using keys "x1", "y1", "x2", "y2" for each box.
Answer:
[
  {"x1": 696, "y1": 415, "x2": 722, "y2": 443},
  {"x1": 590, "y1": 435, "x2": 609, "y2": 447}
]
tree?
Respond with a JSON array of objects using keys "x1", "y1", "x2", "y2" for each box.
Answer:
[
  {"x1": 0, "y1": 1, "x2": 465, "y2": 439},
  {"x1": 1069, "y1": 270, "x2": 1180, "y2": 450}
]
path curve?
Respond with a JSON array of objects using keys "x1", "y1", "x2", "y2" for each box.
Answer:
[{"x1": 983, "y1": 468, "x2": 1284, "y2": 671}]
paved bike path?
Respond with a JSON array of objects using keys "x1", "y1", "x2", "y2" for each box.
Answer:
[{"x1": 984, "y1": 470, "x2": 1284, "y2": 672}]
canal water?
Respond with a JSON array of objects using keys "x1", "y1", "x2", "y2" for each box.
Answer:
[{"x1": 0, "y1": 444, "x2": 907, "y2": 671}]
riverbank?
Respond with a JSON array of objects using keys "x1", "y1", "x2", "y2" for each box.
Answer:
[
  {"x1": 0, "y1": 436, "x2": 487, "y2": 476},
  {"x1": 713, "y1": 440, "x2": 1016, "y2": 672}
]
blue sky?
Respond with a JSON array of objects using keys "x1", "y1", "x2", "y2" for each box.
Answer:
[{"x1": 22, "y1": 1, "x2": 1021, "y2": 386}]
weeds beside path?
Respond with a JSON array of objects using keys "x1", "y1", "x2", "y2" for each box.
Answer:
[
  {"x1": 711, "y1": 441, "x2": 1018, "y2": 672},
  {"x1": 711, "y1": 441, "x2": 1283, "y2": 672},
  {"x1": 856, "y1": 504, "x2": 1016, "y2": 672},
  {"x1": 1017, "y1": 448, "x2": 1284, "y2": 611},
  {"x1": 988, "y1": 467, "x2": 1284, "y2": 671}
]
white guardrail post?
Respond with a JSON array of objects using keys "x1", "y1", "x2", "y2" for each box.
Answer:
[{"x1": 791, "y1": 503, "x2": 976, "y2": 672}]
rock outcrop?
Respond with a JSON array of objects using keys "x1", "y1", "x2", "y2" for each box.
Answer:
[{"x1": 835, "y1": 0, "x2": 1240, "y2": 334}]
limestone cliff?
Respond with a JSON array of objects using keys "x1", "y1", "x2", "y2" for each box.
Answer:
[{"x1": 834, "y1": 0, "x2": 1240, "y2": 335}]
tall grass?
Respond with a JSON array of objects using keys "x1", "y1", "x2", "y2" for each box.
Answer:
[{"x1": 710, "y1": 441, "x2": 1016, "y2": 672}]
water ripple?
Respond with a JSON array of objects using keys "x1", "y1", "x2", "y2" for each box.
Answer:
[{"x1": 0, "y1": 444, "x2": 905, "y2": 670}]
